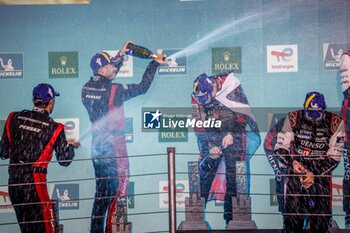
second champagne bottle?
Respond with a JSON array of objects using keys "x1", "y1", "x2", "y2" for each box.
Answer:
[{"x1": 125, "y1": 42, "x2": 165, "y2": 61}]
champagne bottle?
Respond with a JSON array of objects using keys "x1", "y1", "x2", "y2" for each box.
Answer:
[{"x1": 126, "y1": 42, "x2": 163, "y2": 60}]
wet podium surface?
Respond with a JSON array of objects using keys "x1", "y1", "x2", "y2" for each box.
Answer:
[
  {"x1": 177, "y1": 230, "x2": 281, "y2": 233},
  {"x1": 177, "y1": 229, "x2": 350, "y2": 233}
]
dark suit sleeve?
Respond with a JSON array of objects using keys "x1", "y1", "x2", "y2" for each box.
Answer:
[
  {"x1": 0, "y1": 128, "x2": 9, "y2": 160},
  {"x1": 265, "y1": 117, "x2": 286, "y2": 175},
  {"x1": 0, "y1": 113, "x2": 14, "y2": 160},
  {"x1": 115, "y1": 60, "x2": 159, "y2": 105},
  {"x1": 274, "y1": 116, "x2": 295, "y2": 167},
  {"x1": 54, "y1": 128, "x2": 75, "y2": 167}
]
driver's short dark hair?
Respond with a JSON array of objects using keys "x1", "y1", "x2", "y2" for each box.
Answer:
[{"x1": 34, "y1": 101, "x2": 50, "y2": 108}]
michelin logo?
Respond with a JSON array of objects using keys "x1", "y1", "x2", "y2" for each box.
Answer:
[
  {"x1": 143, "y1": 110, "x2": 162, "y2": 129},
  {"x1": 0, "y1": 53, "x2": 24, "y2": 79}
]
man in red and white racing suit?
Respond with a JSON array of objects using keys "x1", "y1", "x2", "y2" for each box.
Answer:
[
  {"x1": 0, "y1": 83, "x2": 79, "y2": 233},
  {"x1": 274, "y1": 92, "x2": 344, "y2": 233}
]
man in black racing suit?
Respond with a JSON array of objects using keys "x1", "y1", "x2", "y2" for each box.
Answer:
[
  {"x1": 274, "y1": 91, "x2": 344, "y2": 233},
  {"x1": 81, "y1": 43, "x2": 165, "y2": 233},
  {"x1": 0, "y1": 83, "x2": 79, "y2": 233}
]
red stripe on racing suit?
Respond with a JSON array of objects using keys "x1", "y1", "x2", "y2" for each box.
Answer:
[
  {"x1": 33, "y1": 173, "x2": 55, "y2": 233},
  {"x1": 32, "y1": 124, "x2": 63, "y2": 232},
  {"x1": 105, "y1": 84, "x2": 130, "y2": 233},
  {"x1": 33, "y1": 124, "x2": 64, "y2": 169},
  {"x1": 4, "y1": 112, "x2": 15, "y2": 157}
]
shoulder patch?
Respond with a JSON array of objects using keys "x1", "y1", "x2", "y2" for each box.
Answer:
[
  {"x1": 288, "y1": 111, "x2": 298, "y2": 128},
  {"x1": 330, "y1": 114, "x2": 342, "y2": 134}
]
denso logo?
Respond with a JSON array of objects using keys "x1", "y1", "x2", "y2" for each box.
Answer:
[
  {"x1": 300, "y1": 140, "x2": 325, "y2": 149},
  {"x1": 271, "y1": 48, "x2": 293, "y2": 62}
]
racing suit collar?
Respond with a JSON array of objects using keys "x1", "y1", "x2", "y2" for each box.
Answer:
[
  {"x1": 91, "y1": 75, "x2": 112, "y2": 83},
  {"x1": 33, "y1": 107, "x2": 50, "y2": 115},
  {"x1": 303, "y1": 109, "x2": 324, "y2": 124},
  {"x1": 344, "y1": 87, "x2": 350, "y2": 99}
]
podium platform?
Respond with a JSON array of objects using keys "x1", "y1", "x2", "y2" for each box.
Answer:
[{"x1": 177, "y1": 229, "x2": 349, "y2": 233}]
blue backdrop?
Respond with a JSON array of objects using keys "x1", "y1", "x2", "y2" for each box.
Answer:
[{"x1": 0, "y1": 0, "x2": 349, "y2": 232}]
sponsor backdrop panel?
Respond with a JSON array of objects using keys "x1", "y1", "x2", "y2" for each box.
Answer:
[
  {"x1": 50, "y1": 183, "x2": 80, "y2": 210},
  {"x1": 266, "y1": 45, "x2": 298, "y2": 73},
  {"x1": 49, "y1": 51, "x2": 79, "y2": 79},
  {"x1": 157, "y1": 48, "x2": 187, "y2": 76},
  {"x1": 323, "y1": 43, "x2": 350, "y2": 70},
  {"x1": 55, "y1": 118, "x2": 80, "y2": 141},
  {"x1": 212, "y1": 47, "x2": 242, "y2": 74},
  {"x1": 0, "y1": 53, "x2": 23, "y2": 80},
  {"x1": 0, "y1": 0, "x2": 349, "y2": 232}
]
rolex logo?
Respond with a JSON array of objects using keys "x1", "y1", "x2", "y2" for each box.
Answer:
[
  {"x1": 223, "y1": 51, "x2": 231, "y2": 61},
  {"x1": 60, "y1": 56, "x2": 68, "y2": 66},
  {"x1": 49, "y1": 52, "x2": 78, "y2": 78},
  {"x1": 212, "y1": 47, "x2": 241, "y2": 74}
]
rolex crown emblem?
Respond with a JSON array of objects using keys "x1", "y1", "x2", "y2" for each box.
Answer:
[
  {"x1": 223, "y1": 51, "x2": 230, "y2": 61},
  {"x1": 60, "y1": 56, "x2": 68, "y2": 66}
]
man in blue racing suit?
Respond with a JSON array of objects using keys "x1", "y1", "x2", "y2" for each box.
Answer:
[{"x1": 81, "y1": 42, "x2": 165, "y2": 233}]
